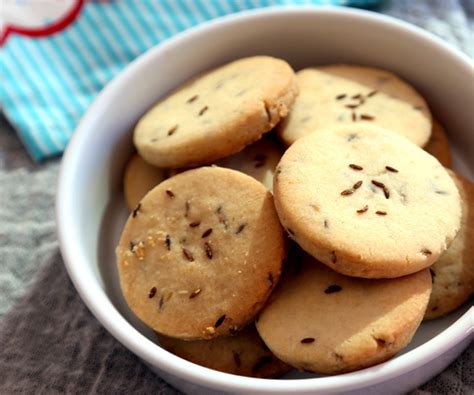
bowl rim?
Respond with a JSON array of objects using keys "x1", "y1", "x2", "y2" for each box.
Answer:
[{"x1": 57, "y1": 5, "x2": 474, "y2": 393}]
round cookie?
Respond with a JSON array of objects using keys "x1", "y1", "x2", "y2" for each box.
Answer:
[
  {"x1": 256, "y1": 253, "x2": 432, "y2": 375},
  {"x1": 423, "y1": 119, "x2": 452, "y2": 168},
  {"x1": 134, "y1": 56, "x2": 297, "y2": 168},
  {"x1": 277, "y1": 65, "x2": 432, "y2": 147},
  {"x1": 157, "y1": 325, "x2": 291, "y2": 378},
  {"x1": 116, "y1": 167, "x2": 287, "y2": 339},
  {"x1": 273, "y1": 124, "x2": 462, "y2": 278},
  {"x1": 425, "y1": 171, "x2": 474, "y2": 319},
  {"x1": 168, "y1": 137, "x2": 283, "y2": 190},
  {"x1": 123, "y1": 153, "x2": 168, "y2": 210}
]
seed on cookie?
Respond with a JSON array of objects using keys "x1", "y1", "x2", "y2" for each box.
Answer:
[
  {"x1": 148, "y1": 287, "x2": 157, "y2": 299},
  {"x1": 132, "y1": 203, "x2": 141, "y2": 218},
  {"x1": 189, "y1": 288, "x2": 202, "y2": 299},
  {"x1": 187, "y1": 94, "x2": 199, "y2": 103},
  {"x1": 198, "y1": 106, "x2": 209, "y2": 116},
  {"x1": 201, "y1": 228, "x2": 213, "y2": 238},
  {"x1": 324, "y1": 285, "x2": 342, "y2": 294},
  {"x1": 236, "y1": 223, "x2": 247, "y2": 234},
  {"x1": 300, "y1": 337, "x2": 315, "y2": 344},
  {"x1": 385, "y1": 166, "x2": 399, "y2": 173},
  {"x1": 215, "y1": 314, "x2": 226, "y2": 328},
  {"x1": 166, "y1": 189, "x2": 175, "y2": 198},
  {"x1": 182, "y1": 248, "x2": 195, "y2": 262},
  {"x1": 204, "y1": 242, "x2": 213, "y2": 259},
  {"x1": 349, "y1": 164, "x2": 363, "y2": 171}
]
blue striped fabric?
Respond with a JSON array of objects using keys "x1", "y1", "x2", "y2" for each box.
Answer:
[{"x1": 1, "y1": 0, "x2": 381, "y2": 160}]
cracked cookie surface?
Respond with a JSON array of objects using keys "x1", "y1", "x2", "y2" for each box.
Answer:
[
  {"x1": 255, "y1": 253, "x2": 432, "y2": 374},
  {"x1": 134, "y1": 56, "x2": 297, "y2": 168},
  {"x1": 277, "y1": 65, "x2": 431, "y2": 147},
  {"x1": 116, "y1": 167, "x2": 287, "y2": 339},
  {"x1": 273, "y1": 124, "x2": 461, "y2": 278}
]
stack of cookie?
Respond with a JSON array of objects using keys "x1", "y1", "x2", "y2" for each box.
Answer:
[{"x1": 116, "y1": 57, "x2": 473, "y2": 377}]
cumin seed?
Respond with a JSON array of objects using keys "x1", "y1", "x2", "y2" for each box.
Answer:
[
  {"x1": 300, "y1": 337, "x2": 315, "y2": 344},
  {"x1": 324, "y1": 284, "x2": 342, "y2": 294},
  {"x1": 385, "y1": 166, "x2": 399, "y2": 173},
  {"x1": 187, "y1": 94, "x2": 198, "y2": 103},
  {"x1": 421, "y1": 248, "x2": 432, "y2": 255},
  {"x1": 167, "y1": 125, "x2": 178, "y2": 136},
  {"x1": 336, "y1": 94, "x2": 347, "y2": 100},
  {"x1": 165, "y1": 190, "x2": 175, "y2": 198},
  {"x1": 383, "y1": 187, "x2": 390, "y2": 199},
  {"x1": 165, "y1": 235, "x2": 171, "y2": 250},
  {"x1": 349, "y1": 164, "x2": 363, "y2": 171},
  {"x1": 360, "y1": 114, "x2": 375, "y2": 121},
  {"x1": 198, "y1": 106, "x2": 208, "y2": 116},
  {"x1": 235, "y1": 223, "x2": 246, "y2": 234},
  {"x1": 341, "y1": 189, "x2": 354, "y2": 196},
  {"x1": 182, "y1": 248, "x2": 194, "y2": 262},
  {"x1": 352, "y1": 112, "x2": 357, "y2": 122},
  {"x1": 148, "y1": 287, "x2": 157, "y2": 298},
  {"x1": 367, "y1": 90, "x2": 378, "y2": 97},
  {"x1": 159, "y1": 295, "x2": 164, "y2": 310},
  {"x1": 357, "y1": 205, "x2": 369, "y2": 214},
  {"x1": 214, "y1": 314, "x2": 226, "y2": 328},
  {"x1": 352, "y1": 93, "x2": 362, "y2": 100},
  {"x1": 345, "y1": 104, "x2": 359, "y2": 109},
  {"x1": 204, "y1": 242, "x2": 213, "y2": 259},
  {"x1": 376, "y1": 211, "x2": 387, "y2": 216},
  {"x1": 353, "y1": 180, "x2": 363, "y2": 190},
  {"x1": 201, "y1": 228, "x2": 213, "y2": 238},
  {"x1": 189, "y1": 288, "x2": 201, "y2": 299},
  {"x1": 371, "y1": 180, "x2": 385, "y2": 189},
  {"x1": 189, "y1": 221, "x2": 200, "y2": 227},
  {"x1": 132, "y1": 203, "x2": 141, "y2": 218}
]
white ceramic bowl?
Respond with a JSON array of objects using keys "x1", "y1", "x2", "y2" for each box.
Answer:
[{"x1": 57, "y1": 6, "x2": 474, "y2": 395}]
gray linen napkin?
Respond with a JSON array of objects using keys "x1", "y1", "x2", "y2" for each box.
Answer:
[{"x1": 1, "y1": 1, "x2": 473, "y2": 393}]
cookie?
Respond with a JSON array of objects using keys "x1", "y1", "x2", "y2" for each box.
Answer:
[
  {"x1": 116, "y1": 167, "x2": 287, "y2": 339},
  {"x1": 256, "y1": 254, "x2": 432, "y2": 375},
  {"x1": 425, "y1": 171, "x2": 474, "y2": 319},
  {"x1": 123, "y1": 153, "x2": 168, "y2": 210},
  {"x1": 277, "y1": 65, "x2": 431, "y2": 147},
  {"x1": 423, "y1": 119, "x2": 452, "y2": 167},
  {"x1": 273, "y1": 124, "x2": 462, "y2": 278},
  {"x1": 157, "y1": 324, "x2": 291, "y2": 378},
  {"x1": 170, "y1": 137, "x2": 283, "y2": 190},
  {"x1": 134, "y1": 56, "x2": 297, "y2": 168},
  {"x1": 213, "y1": 137, "x2": 283, "y2": 190}
]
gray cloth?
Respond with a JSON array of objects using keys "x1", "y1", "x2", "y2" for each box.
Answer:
[{"x1": 0, "y1": 1, "x2": 473, "y2": 393}]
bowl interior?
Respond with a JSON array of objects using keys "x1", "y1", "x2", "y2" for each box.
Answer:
[{"x1": 58, "y1": 7, "x2": 474, "y2": 394}]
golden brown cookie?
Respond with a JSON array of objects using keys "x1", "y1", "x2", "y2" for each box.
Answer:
[
  {"x1": 134, "y1": 56, "x2": 297, "y2": 168},
  {"x1": 157, "y1": 325, "x2": 291, "y2": 378},
  {"x1": 277, "y1": 65, "x2": 431, "y2": 147},
  {"x1": 214, "y1": 137, "x2": 283, "y2": 190},
  {"x1": 123, "y1": 153, "x2": 167, "y2": 210},
  {"x1": 167, "y1": 137, "x2": 283, "y2": 190},
  {"x1": 256, "y1": 254, "x2": 432, "y2": 375},
  {"x1": 116, "y1": 167, "x2": 287, "y2": 339},
  {"x1": 273, "y1": 124, "x2": 462, "y2": 278},
  {"x1": 425, "y1": 171, "x2": 474, "y2": 319},
  {"x1": 423, "y1": 119, "x2": 452, "y2": 167}
]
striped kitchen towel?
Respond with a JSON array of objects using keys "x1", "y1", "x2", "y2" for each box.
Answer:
[{"x1": 0, "y1": 0, "x2": 381, "y2": 161}]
